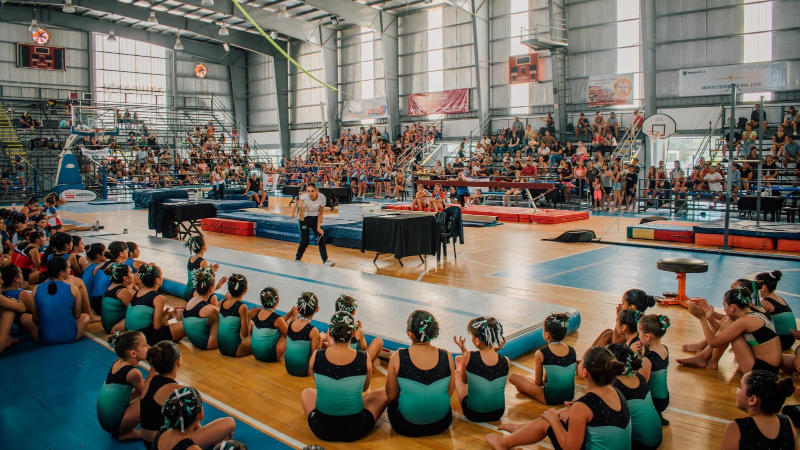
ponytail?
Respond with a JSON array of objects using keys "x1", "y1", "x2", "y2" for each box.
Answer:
[
  {"x1": 583, "y1": 346, "x2": 625, "y2": 386},
  {"x1": 755, "y1": 270, "x2": 782, "y2": 293},
  {"x1": 638, "y1": 314, "x2": 670, "y2": 337},
  {"x1": 467, "y1": 316, "x2": 505, "y2": 349},
  {"x1": 185, "y1": 235, "x2": 205, "y2": 254},
  {"x1": 407, "y1": 310, "x2": 439, "y2": 342},
  {"x1": 45, "y1": 257, "x2": 68, "y2": 294},
  {"x1": 606, "y1": 343, "x2": 643, "y2": 376}
]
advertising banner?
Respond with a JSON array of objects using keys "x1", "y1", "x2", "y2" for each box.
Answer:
[
  {"x1": 81, "y1": 146, "x2": 111, "y2": 161},
  {"x1": 408, "y1": 88, "x2": 469, "y2": 117},
  {"x1": 678, "y1": 62, "x2": 788, "y2": 97},
  {"x1": 588, "y1": 74, "x2": 634, "y2": 106},
  {"x1": 341, "y1": 97, "x2": 388, "y2": 122}
]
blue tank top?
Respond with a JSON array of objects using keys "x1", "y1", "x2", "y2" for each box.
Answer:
[
  {"x1": 92, "y1": 264, "x2": 112, "y2": 299},
  {"x1": 123, "y1": 259, "x2": 137, "y2": 274},
  {"x1": 34, "y1": 280, "x2": 77, "y2": 344},
  {"x1": 82, "y1": 262, "x2": 99, "y2": 296},
  {"x1": 3, "y1": 288, "x2": 23, "y2": 300}
]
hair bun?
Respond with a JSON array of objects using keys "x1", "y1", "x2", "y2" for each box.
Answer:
[
  {"x1": 777, "y1": 377, "x2": 794, "y2": 399},
  {"x1": 771, "y1": 270, "x2": 782, "y2": 281},
  {"x1": 646, "y1": 295, "x2": 655, "y2": 308}
]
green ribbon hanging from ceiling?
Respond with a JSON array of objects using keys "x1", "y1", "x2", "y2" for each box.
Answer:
[{"x1": 230, "y1": 0, "x2": 338, "y2": 92}]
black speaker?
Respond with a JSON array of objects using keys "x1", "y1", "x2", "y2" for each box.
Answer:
[{"x1": 551, "y1": 229, "x2": 596, "y2": 243}]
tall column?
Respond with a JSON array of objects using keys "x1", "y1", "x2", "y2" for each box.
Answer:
[
  {"x1": 472, "y1": 0, "x2": 490, "y2": 134},
  {"x1": 273, "y1": 45, "x2": 291, "y2": 160},
  {"x1": 381, "y1": 11, "x2": 400, "y2": 141},
  {"x1": 228, "y1": 51, "x2": 248, "y2": 136},
  {"x1": 641, "y1": 0, "x2": 656, "y2": 117},
  {"x1": 320, "y1": 26, "x2": 339, "y2": 141}
]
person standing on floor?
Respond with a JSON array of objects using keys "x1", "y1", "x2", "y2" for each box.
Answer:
[{"x1": 295, "y1": 183, "x2": 335, "y2": 267}]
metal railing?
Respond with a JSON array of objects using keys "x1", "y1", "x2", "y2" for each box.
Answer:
[
  {"x1": 610, "y1": 104, "x2": 646, "y2": 162},
  {"x1": 292, "y1": 122, "x2": 328, "y2": 159}
]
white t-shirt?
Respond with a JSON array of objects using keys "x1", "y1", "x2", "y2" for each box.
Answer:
[
  {"x1": 300, "y1": 192, "x2": 326, "y2": 215},
  {"x1": 704, "y1": 172, "x2": 723, "y2": 192}
]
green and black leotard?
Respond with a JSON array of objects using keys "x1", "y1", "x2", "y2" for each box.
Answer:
[
  {"x1": 462, "y1": 351, "x2": 509, "y2": 422},
  {"x1": 761, "y1": 296, "x2": 796, "y2": 350},
  {"x1": 308, "y1": 349, "x2": 375, "y2": 442},
  {"x1": 183, "y1": 256, "x2": 204, "y2": 301},
  {"x1": 96, "y1": 365, "x2": 137, "y2": 435},
  {"x1": 388, "y1": 348, "x2": 453, "y2": 437},
  {"x1": 645, "y1": 347, "x2": 669, "y2": 415},
  {"x1": 734, "y1": 415, "x2": 796, "y2": 450},
  {"x1": 218, "y1": 300, "x2": 244, "y2": 357},
  {"x1": 125, "y1": 291, "x2": 173, "y2": 345},
  {"x1": 546, "y1": 388, "x2": 632, "y2": 450},
  {"x1": 614, "y1": 373, "x2": 662, "y2": 449},
  {"x1": 252, "y1": 311, "x2": 281, "y2": 362},
  {"x1": 183, "y1": 300, "x2": 212, "y2": 350},
  {"x1": 541, "y1": 344, "x2": 577, "y2": 406},
  {"x1": 101, "y1": 285, "x2": 128, "y2": 334},
  {"x1": 285, "y1": 320, "x2": 314, "y2": 376}
]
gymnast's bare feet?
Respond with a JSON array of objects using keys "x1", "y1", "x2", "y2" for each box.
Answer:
[
  {"x1": 676, "y1": 354, "x2": 710, "y2": 368},
  {"x1": 497, "y1": 422, "x2": 523, "y2": 433},
  {"x1": 682, "y1": 342, "x2": 705, "y2": 353},
  {"x1": 485, "y1": 433, "x2": 508, "y2": 450}
]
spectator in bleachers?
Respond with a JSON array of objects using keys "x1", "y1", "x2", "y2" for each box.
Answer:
[
  {"x1": 511, "y1": 116, "x2": 525, "y2": 136},
  {"x1": 19, "y1": 112, "x2": 36, "y2": 131},
  {"x1": 632, "y1": 109, "x2": 644, "y2": 135},
  {"x1": 780, "y1": 135, "x2": 799, "y2": 166},
  {"x1": 782, "y1": 106, "x2": 797, "y2": 136},
  {"x1": 590, "y1": 132, "x2": 605, "y2": 155},
  {"x1": 740, "y1": 161, "x2": 754, "y2": 191},
  {"x1": 750, "y1": 103, "x2": 767, "y2": 131},
  {"x1": 772, "y1": 125, "x2": 788, "y2": 157},
  {"x1": 576, "y1": 113, "x2": 591, "y2": 140},
  {"x1": 540, "y1": 113, "x2": 555, "y2": 135},
  {"x1": 742, "y1": 123, "x2": 758, "y2": 154},
  {"x1": 592, "y1": 111, "x2": 606, "y2": 135},
  {"x1": 606, "y1": 112, "x2": 619, "y2": 138}
]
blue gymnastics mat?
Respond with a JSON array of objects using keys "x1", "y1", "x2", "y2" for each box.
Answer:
[
  {"x1": 0, "y1": 338, "x2": 294, "y2": 449},
  {"x1": 693, "y1": 219, "x2": 800, "y2": 240},
  {"x1": 217, "y1": 211, "x2": 363, "y2": 247},
  {"x1": 83, "y1": 233, "x2": 580, "y2": 359}
]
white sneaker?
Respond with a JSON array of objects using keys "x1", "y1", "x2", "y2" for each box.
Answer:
[{"x1": 323, "y1": 260, "x2": 335, "y2": 267}]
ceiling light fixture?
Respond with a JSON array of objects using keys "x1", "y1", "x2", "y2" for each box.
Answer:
[
  {"x1": 218, "y1": 22, "x2": 229, "y2": 36},
  {"x1": 174, "y1": 34, "x2": 184, "y2": 51},
  {"x1": 107, "y1": 30, "x2": 117, "y2": 42},
  {"x1": 222, "y1": 42, "x2": 230, "y2": 52},
  {"x1": 28, "y1": 19, "x2": 38, "y2": 33},
  {"x1": 201, "y1": 0, "x2": 214, "y2": 6},
  {"x1": 147, "y1": 10, "x2": 158, "y2": 24},
  {"x1": 63, "y1": 0, "x2": 76, "y2": 14}
]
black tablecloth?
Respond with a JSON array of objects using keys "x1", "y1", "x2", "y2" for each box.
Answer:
[
  {"x1": 361, "y1": 213, "x2": 440, "y2": 259},
  {"x1": 281, "y1": 185, "x2": 353, "y2": 207},
  {"x1": 738, "y1": 196, "x2": 785, "y2": 220},
  {"x1": 148, "y1": 202, "x2": 217, "y2": 237}
]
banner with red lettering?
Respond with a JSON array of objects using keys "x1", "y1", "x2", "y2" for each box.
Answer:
[{"x1": 407, "y1": 88, "x2": 469, "y2": 116}]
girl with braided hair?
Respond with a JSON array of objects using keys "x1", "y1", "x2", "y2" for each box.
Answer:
[
  {"x1": 100, "y1": 263, "x2": 135, "y2": 334},
  {"x1": 218, "y1": 274, "x2": 260, "y2": 357},
  {"x1": 682, "y1": 288, "x2": 782, "y2": 373},
  {"x1": 638, "y1": 314, "x2": 671, "y2": 425},
  {"x1": 722, "y1": 370, "x2": 797, "y2": 449},
  {"x1": 251, "y1": 287, "x2": 297, "y2": 362},
  {"x1": 96, "y1": 330, "x2": 148, "y2": 440},
  {"x1": 680, "y1": 278, "x2": 766, "y2": 371},
  {"x1": 301, "y1": 311, "x2": 388, "y2": 441},
  {"x1": 386, "y1": 310, "x2": 454, "y2": 437},
  {"x1": 592, "y1": 288, "x2": 655, "y2": 348},
  {"x1": 487, "y1": 346, "x2": 631, "y2": 450},
  {"x1": 183, "y1": 235, "x2": 218, "y2": 301},
  {"x1": 606, "y1": 343, "x2": 662, "y2": 449},
  {"x1": 285, "y1": 291, "x2": 322, "y2": 376},
  {"x1": 322, "y1": 294, "x2": 384, "y2": 363},
  {"x1": 509, "y1": 313, "x2": 576, "y2": 406},
  {"x1": 126, "y1": 264, "x2": 186, "y2": 345},
  {"x1": 183, "y1": 267, "x2": 225, "y2": 351},
  {"x1": 755, "y1": 270, "x2": 796, "y2": 350},
  {"x1": 453, "y1": 316, "x2": 510, "y2": 422},
  {"x1": 140, "y1": 342, "x2": 235, "y2": 448}
]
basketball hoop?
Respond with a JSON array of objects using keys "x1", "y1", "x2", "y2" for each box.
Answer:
[
  {"x1": 642, "y1": 113, "x2": 677, "y2": 141},
  {"x1": 650, "y1": 131, "x2": 663, "y2": 141}
]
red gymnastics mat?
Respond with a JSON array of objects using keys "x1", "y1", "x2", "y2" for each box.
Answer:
[{"x1": 382, "y1": 204, "x2": 590, "y2": 224}]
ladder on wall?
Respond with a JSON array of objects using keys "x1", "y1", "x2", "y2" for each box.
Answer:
[{"x1": 0, "y1": 105, "x2": 26, "y2": 159}]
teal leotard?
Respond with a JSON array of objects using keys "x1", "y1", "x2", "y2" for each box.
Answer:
[
  {"x1": 101, "y1": 285, "x2": 128, "y2": 334},
  {"x1": 218, "y1": 300, "x2": 244, "y2": 357},
  {"x1": 285, "y1": 320, "x2": 314, "y2": 376},
  {"x1": 96, "y1": 365, "x2": 136, "y2": 435},
  {"x1": 541, "y1": 344, "x2": 577, "y2": 406},
  {"x1": 252, "y1": 311, "x2": 281, "y2": 362},
  {"x1": 183, "y1": 299, "x2": 212, "y2": 350}
]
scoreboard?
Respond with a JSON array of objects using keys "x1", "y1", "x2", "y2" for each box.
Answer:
[
  {"x1": 17, "y1": 43, "x2": 66, "y2": 71},
  {"x1": 508, "y1": 53, "x2": 539, "y2": 84}
]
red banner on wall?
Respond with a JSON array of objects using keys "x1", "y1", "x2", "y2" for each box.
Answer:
[{"x1": 407, "y1": 89, "x2": 469, "y2": 117}]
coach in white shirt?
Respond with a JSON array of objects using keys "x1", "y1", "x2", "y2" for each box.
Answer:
[{"x1": 296, "y1": 183, "x2": 335, "y2": 266}]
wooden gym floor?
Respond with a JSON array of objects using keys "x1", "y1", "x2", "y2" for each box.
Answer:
[{"x1": 21, "y1": 197, "x2": 800, "y2": 449}]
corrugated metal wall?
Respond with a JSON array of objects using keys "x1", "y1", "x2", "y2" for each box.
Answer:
[
  {"x1": 0, "y1": 23, "x2": 89, "y2": 99},
  {"x1": 247, "y1": 52, "x2": 278, "y2": 132},
  {"x1": 289, "y1": 41, "x2": 325, "y2": 125}
]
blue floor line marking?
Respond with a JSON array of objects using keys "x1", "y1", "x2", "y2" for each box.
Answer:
[
  {"x1": 493, "y1": 246, "x2": 800, "y2": 309},
  {"x1": 89, "y1": 235, "x2": 484, "y2": 319},
  {"x1": 0, "y1": 337, "x2": 293, "y2": 449}
]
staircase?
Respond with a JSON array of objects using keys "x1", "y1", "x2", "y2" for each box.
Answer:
[
  {"x1": 0, "y1": 105, "x2": 26, "y2": 159},
  {"x1": 610, "y1": 104, "x2": 646, "y2": 162}
]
